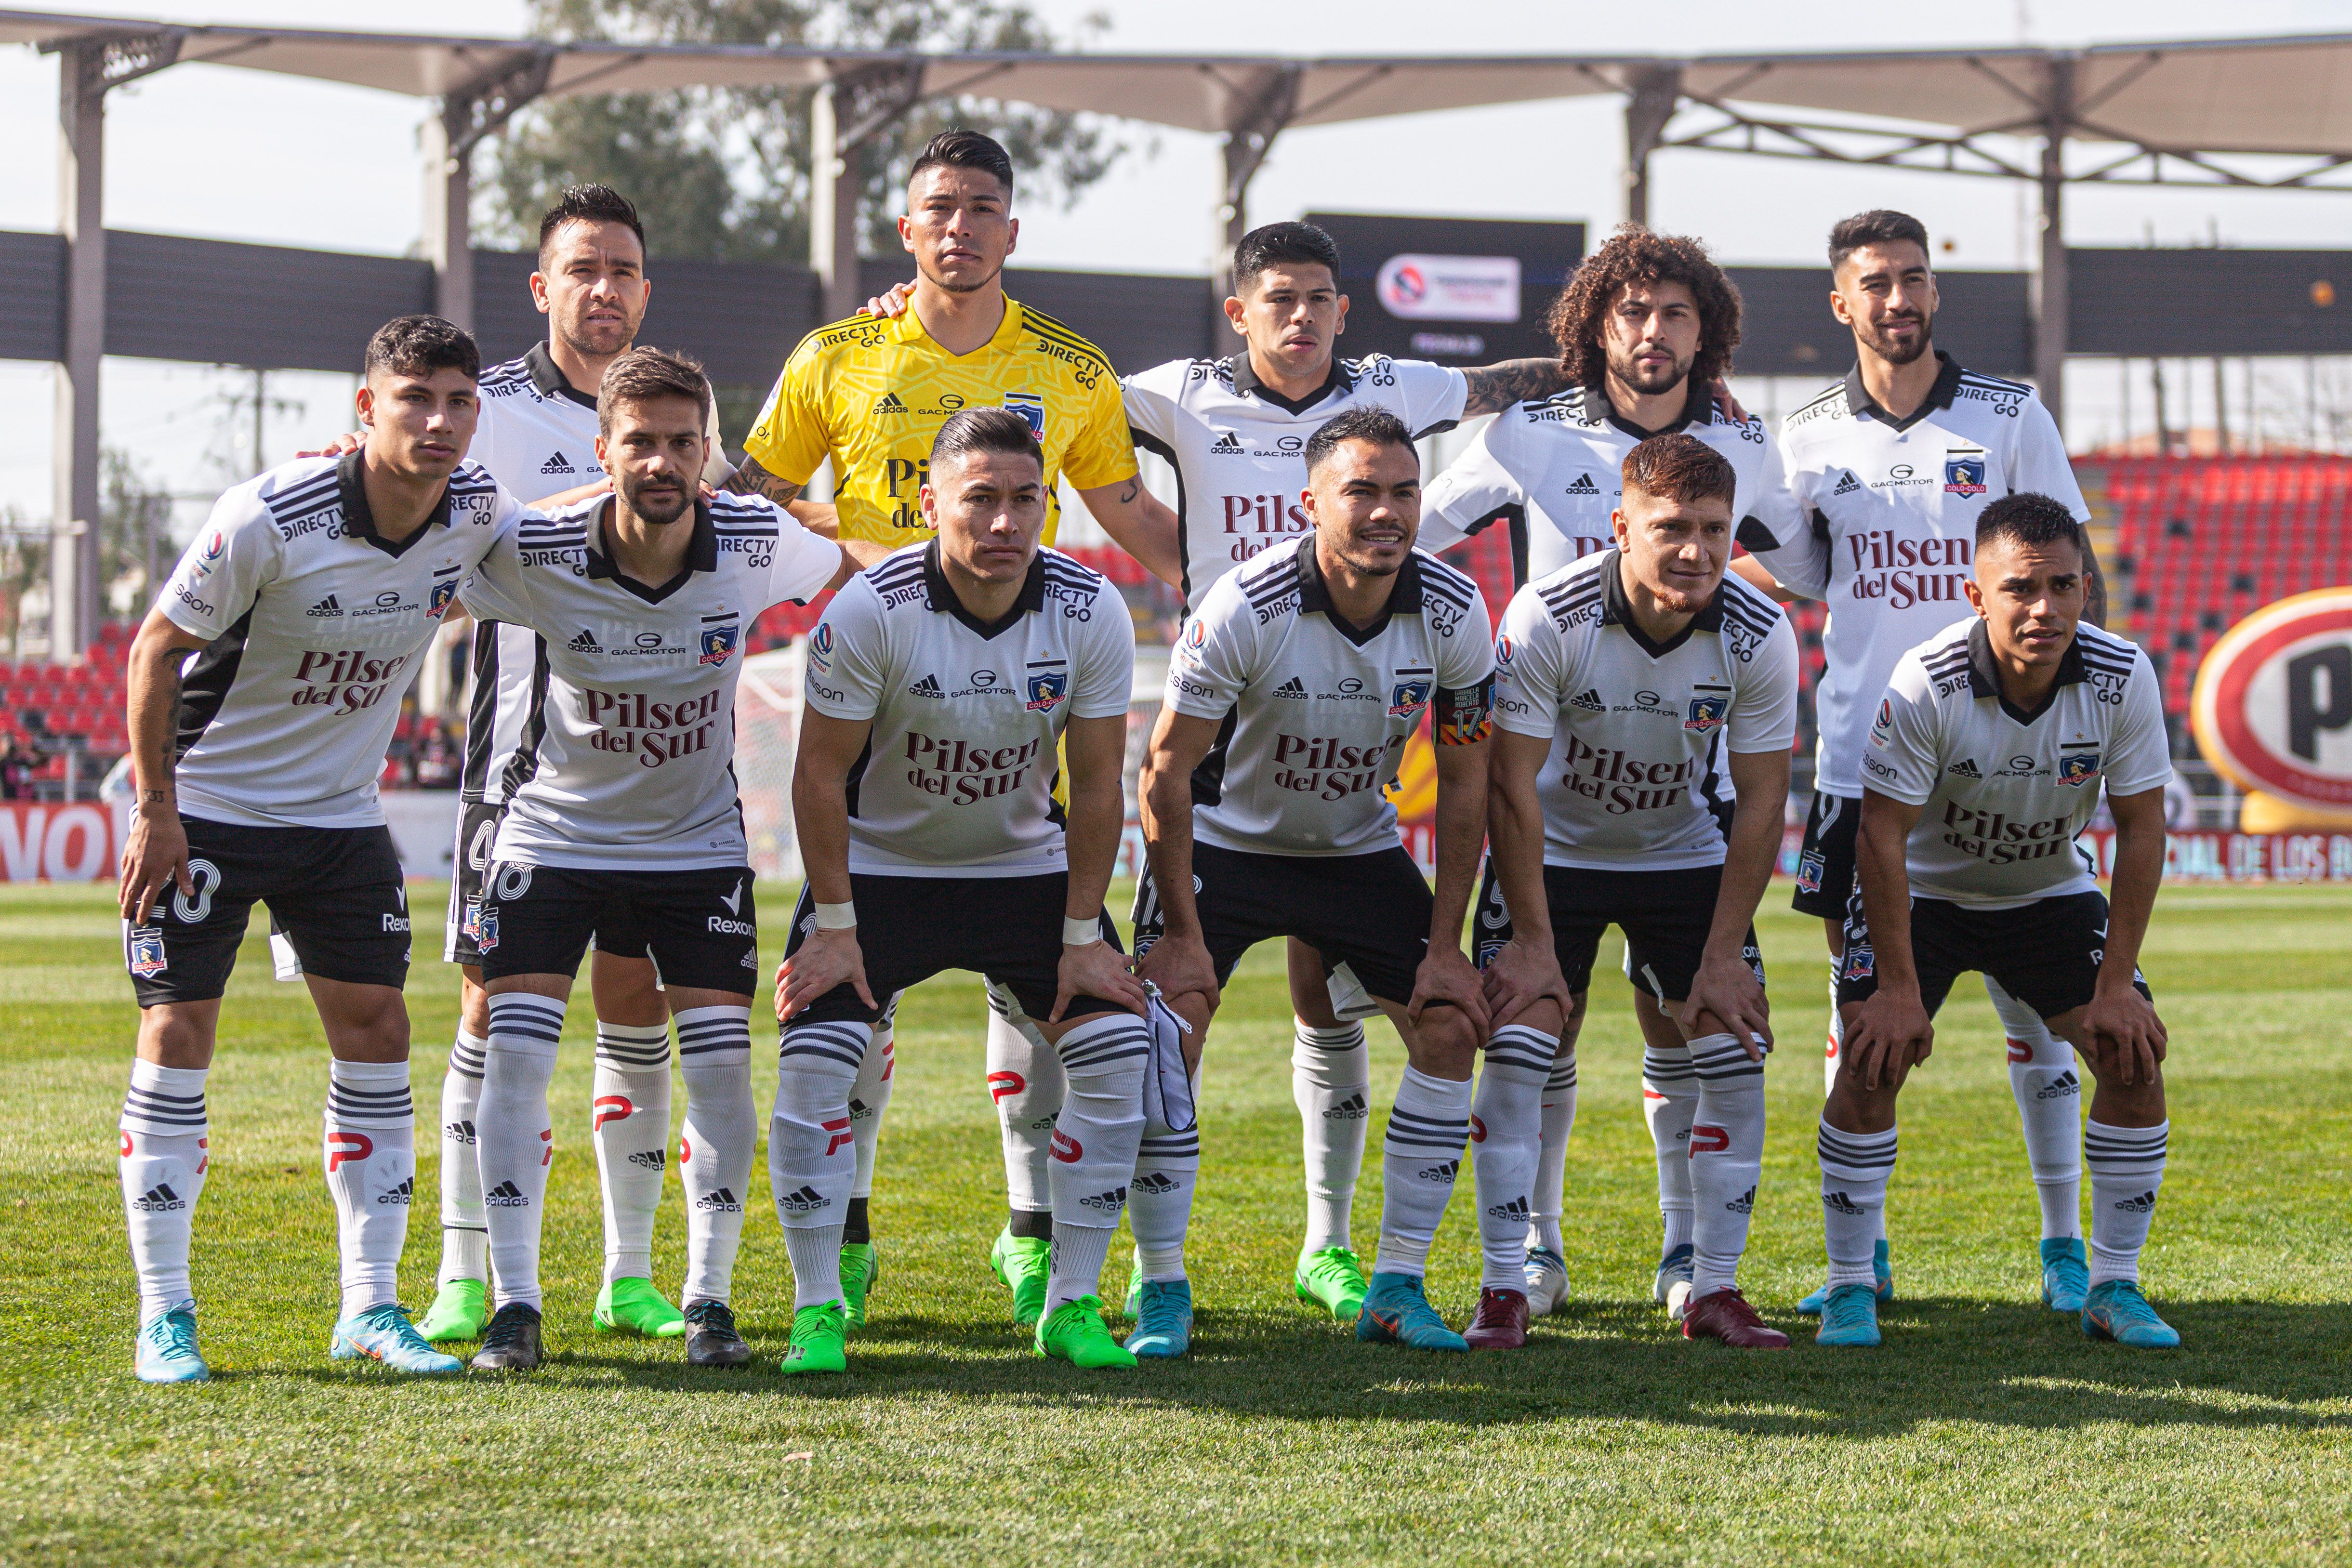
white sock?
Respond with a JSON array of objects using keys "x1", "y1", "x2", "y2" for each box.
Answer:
[
  {"x1": 1472, "y1": 1026, "x2": 1551, "y2": 1291},
  {"x1": 849, "y1": 1001, "x2": 897, "y2": 1203},
  {"x1": 1045, "y1": 1012, "x2": 1150, "y2": 1312},
  {"x1": 1686, "y1": 1034, "x2": 1767, "y2": 1300},
  {"x1": 674, "y1": 1006, "x2": 753, "y2": 1305},
  {"x1": 1528, "y1": 1048, "x2": 1578, "y2": 1257},
  {"x1": 1291, "y1": 1020, "x2": 1369, "y2": 1255},
  {"x1": 1642, "y1": 1043, "x2": 1699, "y2": 1260},
  {"x1": 478, "y1": 992, "x2": 566, "y2": 1311},
  {"x1": 591, "y1": 1019, "x2": 672, "y2": 1286},
  {"x1": 120, "y1": 1060, "x2": 209, "y2": 1323},
  {"x1": 323, "y1": 1059, "x2": 416, "y2": 1320},
  {"x1": 2086, "y1": 1120, "x2": 2168, "y2": 1288},
  {"x1": 1130, "y1": 1095, "x2": 1200, "y2": 1282},
  {"x1": 771, "y1": 1017, "x2": 869, "y2": 1308},
  {"x1": 1987, "y1": 976, "x2": 2084, "y2": 1241},
  {"x1": 987, "y1": 993, "x2": 1062, "y2": 1228},
  {"x1": 436, "y1": 1030, "x2": 488, "y2": 1288},
  {"x1": 1818, "y1": 1119, "x2": 1896, "y2": 1289},
  {"x1": 1374, "y1": 1066, "x2": 1472, "y2": 1279}
]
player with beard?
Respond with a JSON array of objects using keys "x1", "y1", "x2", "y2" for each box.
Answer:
[{"x1": 1739, "y1": 211, "x2": 2111, "y2": 1320}]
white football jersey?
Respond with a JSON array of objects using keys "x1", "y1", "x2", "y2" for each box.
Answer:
[
  {"x1": 1865, "y1": 618, "x2": 2169, "y2": 908},
  {"x1": 1493, "y1": 550, "x2": 1798, "y2": 870},
  {"x1": 1418, "y1": 382, "x2": 1802, "y2": 588},
  {"x1": 1123, "y1": 352, "x2": 1467, "y2": 607},
  {"x1": 1750, "y1": 353, "x2": 2090, "y2": 799},
  {"x1": 802, "y1": 543, "x2": 1135, "y2": 877},
  {"x1": 460, "y1": 493, "x2": 841, "y2": 871},
  {"x1": 156, "y1": 452, "x2": 519, "y2": 829},
  {"x1": 1168, "y1": 536, "x2": 1493, "y2": 858}
]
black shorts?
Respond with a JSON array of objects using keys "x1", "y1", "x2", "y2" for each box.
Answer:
[
  {"x1": 782, "y1": 872, "x2": 1123, "y2": 1027},
  {"x1": 476, "y1": 861, "x2": 759, "y2": 995},
  {"x1": 442, "y1": 798, "x2": 505, "y2": 965},
  {"x1": 1791, "y1": 790, "x2": 1861, "y2": 919},
  {"x1": 123, "y1": 816, "x2": 410, "y2": 1005},
  {"x1": 1473, "y1": 858, "x2": 1762, "y2": 1004},
  {"x1": 1134, "y1": 842, "x2": 1432, "y2": 1006},
  {"x1": 1836, "y1": 887, "x2": 2152, "y2": 1019}
]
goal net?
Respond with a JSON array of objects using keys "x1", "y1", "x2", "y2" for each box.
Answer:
[{"x1": 733, "y1": 643, "x2": 806, "y2": 882}]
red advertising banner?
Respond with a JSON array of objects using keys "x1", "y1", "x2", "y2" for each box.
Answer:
[{"x1": 0, "y1": 803, "x2": 123, "y2": 883}]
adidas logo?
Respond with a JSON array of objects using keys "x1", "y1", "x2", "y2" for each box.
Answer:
[
  {"x1": 376, "y1": 1175, "x2": 414, "y2": 1206},
  {"x1": 1273, "y1": 676, "x2": 1308, "y2": 699},
  {"x1": 2113, "y1": 1189, "x2": 2158, "y2": 1213},
  {"x1": 1210, "y1": 430, "x2": 1244, "y2": 452},
  {"x1": 1485, "y1": 1195, "x2": 1531, "y2": 1221},
  {"x1": 694, "y1": 1186, "x2": 744, "y2": 1214},
  {"x1": 1079, "y1": 1186, "x2": 1128, "y2": 1212},
  {"x1": 2036, "y1": 1070, "x2": 2081, "y2": 1101},
  {"x1": 132, "y1": 1182, "x2": 186, "y2": 1212},
  {"x1": 305, "y1": 593, "x2": 342, "y2": 618},
  {"x1": 540, "y1": 451, "x2": 575, "y2": 474},
  {"x1": 1833, "y1": 470, "x2": 1862, "y2": 495},
  {"x1": 1565, "y1": 472, "x2": 1599, "y2": 496},
  {"x1": 445, "y1": 1119, "x2": 476, "y2": 1146},
  {"x1": 1416, "y1": 1159, "x2": 1460, "y2": 1183},
  {"x1": 907, "y1": 673, "x2": 943, "y2": 697},
  {"x1": 1570, "y1": 687, "x2": 1605, "y2": 713},
  {"x1": 628, "y1": 1148, "x2": 666, "y2": 1170},
  {"x1": 1132, "y1": 1172, "x2": 1176, "y2": 1195},
  {"x1": 1948, "y1": 758, "x2": 1982, "y2": 778},
  {"x1": 1323, "y1": 1092, "x2": 1368, "y2": 1121},
  {"x1": 485, "y1": 1180, "x2": 530, "y2": 1208},
  {"x1": 568, "y1": 628, "x2": 600, "y2": 652},
  {"x1": 874, "y1": 391, "x2": 907, "y2": 414},
  {"x1": 777, "y1": 1184, "x2": 830, "y2": 1213},
  {"x1": 1823, "y1": 1189, "x2": 1865, "y2": 1216},
  {"x1": 1727, "y1": 1185, "x2": 1755, "y2": 1215}
]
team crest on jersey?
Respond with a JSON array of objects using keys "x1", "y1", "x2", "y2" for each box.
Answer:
[
  {"x1": 1797, "y1": 849, "x2": 1826, "y2": 896},
  {"x1": 700, "y1": 620, "x2": 740, "y2": 668},
  {"x1": 128, "y1": 926, "x2": 167, "y2": 978},
  {"x1": 1685, "y1": 684, "x2": 1731, "y2": 734},
  {"x1": 2058, "y1": 746, "x2": 2101, "y2": 787},
  {"x1": 1003, "y1": 392, "x2": 1047, "y2": 440},
  {"x1": 1944, "y1": 450, "x2": 1989, "y2": 497},
  {"x1": 1026, "y1": 664, "x2": 1069, "y2": 712},
  {"x1": 427, "y1": 578, "x2": 460, "y2": 619},
  {"x1": 1388, "y1": 678, "x2": 1433, "y2": 718}
]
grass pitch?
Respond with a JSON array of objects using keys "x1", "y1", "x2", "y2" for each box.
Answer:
[{"x1": 2, "y1": 878, "x2": 2349, "y2": 1565}]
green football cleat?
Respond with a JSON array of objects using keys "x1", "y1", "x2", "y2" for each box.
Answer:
[
  {"x1": 332, "y1": 1304, "x2": 463, "y2": 1375},
  {"x1": 840, "y1": 1243, "x2": 881, "y2": 1331},
  {"x1": 1355, "y1": 1272, "x2": 1468, "y2": 1352},
  {"x1": 2041, "y1": 1237, "x2": 2090, "y2": 1314},
  {"x1": 1815, "y1": 1282, "x2": 1882, "y2": 1347},
  {"x1": 780, "y1": 1301, "x2": 848, "y2": 1375},
  {"x1": 1799, "y1": 1239, "x2": 1893, "y2": 1315},
  {"x1": 1123, "y1": 1253, "x2": 1143, "y2": 1319},
  {"x1": 2082, "y1": 1279, "x2": 2180, "y2": 1349},
  {"x1": 1035, "y1": 1296, "x2": 1137, "y2": 1369},
  {"x1": 1124, "y1": 1278, "x2": 1192, "y2": 1358},
  {"x1": 593, "y1": 1277, "x2": 686, "y2": 1339},
  {"x1": 418, "y1": 1278, "x2": 487, "y2": 1343},
  {"x1": 988, "y1": 1228, "x2": 1051, "y2": 1329},
  {"x1": 133, "y1": 1304, "x2": 210, "y2": 1384},
  {"x1": 1294, "y1": 1246, "x2": 1368, "y2": 1321}
]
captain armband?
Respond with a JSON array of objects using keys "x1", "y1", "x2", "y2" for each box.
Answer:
[{"x1": 1434, "y1": 676, "x2": 1495, "y2": 746}]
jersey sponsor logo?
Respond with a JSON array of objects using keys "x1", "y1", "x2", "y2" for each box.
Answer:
[
  {"x1": 306, "y1": 594, "x2": 343, "y2": 618},
  {"x1": 1948, "y1": 757, "x2": 1982, "y2": 778},
  {"x1": 128, "y1": 925, "x2": 167, "y2": 977},
  {"x1": 427, "y1": 577, "x2": 460, "y2": 619},
  {"x1": 1615, "y1": 688, "x2": 1676, "y2": 719},
  {"x1": 1685, "y1": 684, "x2": 1731, "y2": 734},
  {"x1": 2058, "y1": 743, "x2": 2101, "y2": 786},
  {"x1": 1493, "y1": 632, "x2": 1514, "y2": 668},
  {"x1": 809, "y1": 622, "x2": 833, "y2": 669},
  {"x1": 1220, "y1": 493, "x2": 1313, "y2": 560},
  {"x1": 958, "y1": 669, "x2": 1013, "y2": 697},
  {"x1": 1570, "y1": 686, "x2": 1605, "y2": 713},
  {"x1": 1564, "y1": 472, "x2": 1600, "y2": 496},
  {"x1": 1843, "y1": 530, "x2": 1973, "y2": 609},
  {"x1": 878, "y1": 457, "x2": 937, "y2": 533},
  {"x1": 190, "y1": 527, "x2": 226, "y2": 579},
  {"x1": 1861, "y1": 751, "x2": 1899, "y2": 781},
  {"x1": 1870, "y1": 698, "x2": 1894, "y2": 747},
  {"x1": 1025, "y1": 664, "x2": 1068, "y2": 712},
  {"x1": 540, "y1": 451, "x2": 576, "y2": 475},
  {"x1": 699, "y1": 620, "x2": 740, "y2": 668},
  {"x1": 1996, "y1": 755, "x2": 2046, "y2": 777},
  {"x1": 1273, "y1": 676, "x2": 1308, "y2": 699},
  {"x1": 582, "y1": 688, "x2": 725, "y2": 768},
  {"x1": 707, "y1": 915, "x2": 756, "y2": 936},
  {"x1": 173, "y1": 582, "x2": 216, "y2": 618},
  {"x1": 1003, "y1": 391, "x2": 1047, "y2": 439},
  {"x1": 1184, "y1": 619, "x2": 1207, "y2": 651},
  {"x1": 273, "y1": 513, "x2": 342, "y2": 542},
  {"x1": 1271, "y1": 732, "x2": 1404, "y2": 802},
  {"x1": 874, "y1": 391, "x2": 906, "y2": 415},
  {"x1": 1832, "y1": 470, "x2": 1862, "y2": 496},
  {"x1": 903, "y1": 732, "x2": 1044, "y2": 804},
  {"x1": 1210, "y1": 430, "x2": 1245, "y2": 453},
  {"x1": 570, "y1": 627, "x2": 601, "y2": 652},
  {"x1": 1936, "y1": 799, "x2": 2078, "y2": 864},
  {"x1": 1557, "y1": 735, "x2": 1698, "y2": 814},
  {"x1": 908, "y1": 674, "x2": 944, "y2": 698},
  {"x1": 1026, "y1": 332, "x2": 1104, "y2": 389},
  {"x1": 1388, "y1": 677, "x2": 1433, "y2": 719},
  {"x1": 290, "y1": 649, "x2": 411, "y2": 715},
  {"x1": 1943, "y1": 448, "x2": 1989, "y2": 496}
]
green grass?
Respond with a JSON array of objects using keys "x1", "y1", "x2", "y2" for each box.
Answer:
[{"x1": 3, "y1": 879, "x2": 2350, "y2": 1565}]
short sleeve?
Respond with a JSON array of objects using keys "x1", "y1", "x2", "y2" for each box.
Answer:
[
  {"x1": 1735, "y1": 423, "x2": 1808, "y2": 563},
  {"x1": 459, "y1": 524, "x2": 532, "y2": 627},
  {"x1": 2012, "y1": 397, "x2": 2090, "y2": 522},
  {"x1": 740, "y1": 341, "x2": 832, "y2": 486},
  {"x1": 1491, "y1": 587, "x2": 1567, "y2": 741},
  {"x1": 1164, "y1": 576, "x2": 1254, "y2": 721},
  {"x1": 1747, "y1": 427, "x2": 1833, "y2": 599},
  {"x1": 1433, "y1": 581, "x2": 1496, "y2": 692},
  {"x1": 700, "y1": 381, "x2": 734, "y2": 487},
  {"x1": 761, "y1": 508, "x2": 846, "y2": 612},
  {"x1": 803, "y1": 581, "x2": 887, "y2": 722},
  {"x1": 1070, "y1": 592, "x2": 1138, "y2": 721},
  {"x1": 1860, "y1": 653, "x2": 1942, "y2": 805},
  {"x1": 1395, "y1": 359, "x2": 1469, "y2": 437},
  {"x1": 157, "y1": 488, "x2": 278, "y2": 641},
  {"x1": 1727, "y1": 613, "x2": 1800, "y2": 754},
  {"x1": 2103, "y1": 650, "x2": 2174, "y2": 797},
  {"x1": 1419, "y1": 418, "x2": 1525, "y2": 557},
  {"x1": 1122, "y1": 365, "x2": 1183, "y2": 452},
  {"x1": 1059, "y1": 363, "x2": 1141, "y2": 492}
]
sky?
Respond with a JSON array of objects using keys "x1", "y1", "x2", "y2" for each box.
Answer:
[{"x1": 2, "y1": 0, "x2": 2350, "y2": 534}]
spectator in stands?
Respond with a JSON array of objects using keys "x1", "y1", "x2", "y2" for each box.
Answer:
[
  {"x1": 413, "y1": 718, "x2": 460, "y2": 791},
  {"x1": 1, "y1": 736, "x2": 46, "y2": 800}
]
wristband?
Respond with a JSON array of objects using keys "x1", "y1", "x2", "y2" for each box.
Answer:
[
  {"x1": 1063, "y1": 916, "x2": 1105, "y2": 947},
  {"x1": 812, "y1": 901, "x2": 857, "y2": 931}
]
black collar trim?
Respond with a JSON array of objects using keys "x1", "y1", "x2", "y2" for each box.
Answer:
[
  {"x1": 1843, "y1": 350, "x2": 1963, "y2": 433},
  {"x1": 1229, "y1": 352, "x2": 1353, "y2": 418},
  {"x1": 336, "y1": 449, "x2": 450, "y2": 560},
  {"x1": 1292, "y1": 533, "x2": 1420, "y2": 647},
  {"x1": 1598, "y1": 547, "x2": 1723, "y2": 659},
  {"x1": 527, "y1": 342, "x2": 599, "y2": 411},
  {"x1": 1966, "y1": 617, "x2": 2086, "y2": 724},
  {"x1": 1590, "y1": 377, "x2": 1713, "y2": 441},
  {"x1": 583, "y1": 496, "x2": 717, "y2": 604},
  {"x1": 921, "y1": 538, "x2": 1046, "y2": 639}
]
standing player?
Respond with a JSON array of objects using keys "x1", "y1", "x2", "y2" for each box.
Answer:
[
  {"x1": 1134, "y1": 408, "x2": 1495, "y2": 1356},
  {"x1": 455, "y1": 350, "x2": 871, "y2": 1371},
  {"x1": 1414, "y1": 224, "x2": 1799, "y2": 1321},
  {"x1": 773, "y1": 408, "x2": 1146, "y2": 1375},
  {"x1": 1741, "y1": 210, "x2": 2111, "y2": 1315},
  {"x1": 114, "y1": 316, "x2": 518, "y2": 1382},
  {"x1": 1478, "y1": 435, "x2": 1797, "y2": 1350},
  {"x1": 1823, "y1": 492, "x2": 2174, "y2": 1349}
]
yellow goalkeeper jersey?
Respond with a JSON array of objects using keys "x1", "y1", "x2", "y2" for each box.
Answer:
[{"x1": 742, "y1": 296, "x2": 1137, "y2": 547}]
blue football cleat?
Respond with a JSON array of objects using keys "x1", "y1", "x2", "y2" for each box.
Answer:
[
  {"x1": 331, "y1": 1304, "x2": 464, "y2": 1375},
  {"x1": 1814, "y1": 1282, "x2": 1882, "y2": 1347},
  {"x1": 134, "y1": 1304, "x2": 210, "y2": 1384},
  {"x1": 2082, "y1": 1280, "x2": 2180, "y2": 1349},
  {"x1": 1799, "y1": 1239, "x2": 1893, "y2": 1315},
  {"x1": 1123, "y1": 1277, "x2": 1193, "y2": 1358},
  {"x1": 1355, "y1": 1272, "x2": 1468, "y2": 1352},
  {"x1": 2041, "y1": 1238, "x2": 2090, "y2": 1314}
]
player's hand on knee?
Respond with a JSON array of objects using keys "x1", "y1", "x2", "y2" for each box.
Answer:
[
  {"x1": 777, "y1": 929, "x2": 872, "y2": 1021},
  {"x1": 119, "y1": 809, "x2": 192, "y2": 925},
  {"x1": 1136, "y1": 934, "x2": 1220, "y2": 1020},
  {"x1": 1848, "y1": 990, "x2": 1932, "y2": 1091},
  {"x1": 2082, "y1": 988, "x2": 2166, "y2": 1085},
  {"x1": 1679, "y1": 949, "x2": 1772, "y2": 1059},
  {"x1": 1053, "y1": 935, "x2": 1145, "y2": 1022},
  {"x1": 1481, "y1": 936, "x2": 1570, "y2": 1030},
  {"x1": 1411, "y1": 946, "x2": 1490, "y2": 1041}
]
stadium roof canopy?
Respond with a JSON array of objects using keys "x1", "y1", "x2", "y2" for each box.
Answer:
[{"x1": 7, "y1": 7, "x2": 2352, "y2": 656}]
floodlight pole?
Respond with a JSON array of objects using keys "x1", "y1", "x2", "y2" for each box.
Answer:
[
  {"x1": 810, "y1": 63, "x2": 928, "y2": 323},
  {"x1": 2034, "y1": 56, "x2": 2075, "y2": 428},
  {"x1": 424, "y1": 51, "x2": 555, "y2": 335},
  {"x1": 1623, "y1": 66, "x2": 1682, "y2": 227}
]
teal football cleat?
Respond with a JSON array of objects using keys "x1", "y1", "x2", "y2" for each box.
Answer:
[
  {"x1": 2082, "y1": 1280, "x2": 2180, "y2": 1348},
  {"x1": 2040, "y1": 1238, "x2": 2090, "y2": 1314},
  {"x1": 332, "y1": 1304, "x2": 463, "y2": 1375},
  {"x1": 1799, "y1": 1239, "x2": 1893, "y2": 1315},
  {"x1": 1814, "y1": 1282, "x2": 1882, "y2": 1347},
  {"x1": 1123, "y1": 1278, "x2": 1193, "y2": 1358},
  {"x1": 1355, "y1": 1272, "x2": 1468, "y2": 1352},
  {"x1": 133, "y1": 1304, "x2": 210, "y2": 1384}
]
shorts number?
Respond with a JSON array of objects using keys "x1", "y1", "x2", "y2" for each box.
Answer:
[
  {"x1": 467, "y1": 817, "x2": 497, "y2": 872},
  {"x1": 172, "y1": 859, "x2": 221, "y2": 924},
  {"x1": 490, "y1": 862, "x2": 534, "y2": 901}
]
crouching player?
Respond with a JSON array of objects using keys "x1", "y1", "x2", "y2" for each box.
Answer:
[
  {"x1": 1825, "y1": 491, "x2": 2176, "y2": 1348},
  {"x1": 1478, "y1": 434, "x2": 1796, "y2": 1348},
  {"x1": 775, "y1": 408, "x2": 1149, "y2": 1373}
]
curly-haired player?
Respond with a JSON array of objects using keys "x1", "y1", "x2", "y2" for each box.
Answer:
[{"x1": 1544, "y1": 225, "x2": 1744, "y2": 405}]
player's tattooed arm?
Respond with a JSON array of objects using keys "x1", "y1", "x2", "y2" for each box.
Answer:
[
  {"x1": 723, "y1": 453, "x2": 804, "y2": 508},
  {"x1": 1461, "y1": 358, "x2": 1570, "y2": 417},
  {"x1": 1077, "y1": 475, "x2": 1183, "y2": 591},
  {"x1": 119, "y1": 607, "x2": 209, "y2": 925},
  {"x1": 2078, "y1": 528, "x2": 2109, "y2": 629}
]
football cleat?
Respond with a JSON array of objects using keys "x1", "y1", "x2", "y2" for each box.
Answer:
[
  {"x1": 682, "y1": 1299, "x2": 752, "y2": 1368},
  {"x1": 1294, "y1": 1245, "x2": 1368, "y2": 1321},
  {"x1": 839, "y1": 1242, "x2": 881, "y2": 1331},
  {"x1": 133, "y1": 1304, "x2": 210, "y2": 1384},
  {"x1": 1814, "y1": 1282, "x2": 1882, "y2": 1347},
  {"x1": 593, "y1": 1277, "x2": 686, "y2": 1339},
  {"x1": 780, "y1": 1301, "x2": 848, "y2": 1375},
  {"x1": 1123, "y1": 1254, "x2": 1143, "y2": 1319},
  {"x1": 1036, "y1": 1296, "x2": 1137, "y2": 1369},
  {"x1": 1653, "y1": 1242, "x2": 1695, "y2": 1321},
  {"x1": 988, "y1": 1228, "x2": 1051, "y2": 1329},
  {"x1": 1463, "y1": 1287, "x2": 1530, "y2": 1350},
  {"x1": 418, "y1": 1277, "x2": 487, "y2": 1343},
  {"x1": 1680, "y1": 1288, "x2": 1790, "y2": 1349},
  {"x1": 1798, "y1": 1239, "x2": 1893, "y2": 1315},
  {"x1": 1355, "y1": 1273, "x2": 1468, "y2": 1353},
  {"x1": 1123, "y1": 1278, "x2": 1192, "y2": 1358},
  {"x1": 331, "y1": 1304, "x2": 463, "y2": 1374},
  {"x1": 1522, "y1": 1247, "x2": 1569, "y2": 1318},
  {"x1": 468, "y1": 1302, "x2": 544, "y2": 1371},
  {"x1": 2041, "y1": 1237, "x2": 2090, "y2": 1315},
  {"x1": 2082, "y1": 1280, "x2": 2180, "y2": 1349}
]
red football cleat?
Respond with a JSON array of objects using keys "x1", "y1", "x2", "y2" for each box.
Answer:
[
  {"x1": 1463, "y1": 1287, "x2": 1529, "y2": 1350},
  {"x1": 1681, "y1": 1287, "x2": 1790, "y2": 1348}
]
